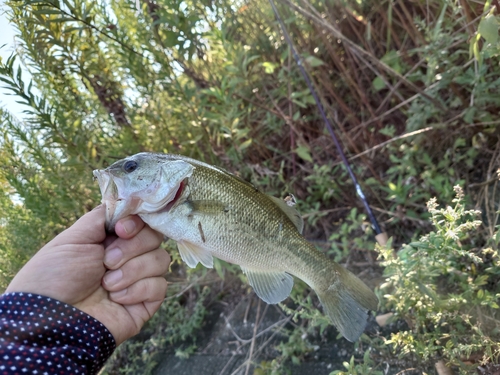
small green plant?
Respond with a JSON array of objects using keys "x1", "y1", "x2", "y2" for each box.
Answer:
[
  {"x1": 100, "y1": 284, "x2": 210, "y2": 375},
  {"x1": 329, "y1": 207, "x2": 375, "y2": 261},
  {"x1": 330, "y1": 352, "x2": 384, "y2": 375},
  {"x1": 377, "y1": 186, "x2": 500, "y2": 372}
]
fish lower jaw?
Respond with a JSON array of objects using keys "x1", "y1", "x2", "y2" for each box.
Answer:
[{"x1": 104, "y1": 196, "x2": 144, "y2": 231}]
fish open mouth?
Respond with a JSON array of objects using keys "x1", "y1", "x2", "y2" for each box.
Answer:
[
  {"x1": 93, "y1": 157, "x2": 194, "y2": 231},
  {"x1": 93, "y1": 169, "x2": 189, "y2": 231},
  {"x1": 160, "y1": 178, "x2": 187, "y2": 213}
]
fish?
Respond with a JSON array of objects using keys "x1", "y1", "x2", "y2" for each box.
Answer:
[{"x1": 93, "y1": 152, "x2": 378, "y2": 341}]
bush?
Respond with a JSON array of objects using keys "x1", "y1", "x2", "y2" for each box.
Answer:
[{"x1": 379, "y1": 186, "x2": 500, "y2": 372}]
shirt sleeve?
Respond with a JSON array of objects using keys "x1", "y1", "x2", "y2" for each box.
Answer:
[{"x1": 0, "y1": 292, "x2": 116, "y2": 375}]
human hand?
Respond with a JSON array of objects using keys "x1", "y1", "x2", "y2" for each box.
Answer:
[{"x1": 6, "y1": 205, "x2": 170, "y2": 345}]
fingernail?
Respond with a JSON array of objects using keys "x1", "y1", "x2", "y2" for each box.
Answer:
[
  {"x1": 110, "y1": 289, "x2": 128, "y2": 299},
  {"x1": 104, "y1": 248, "x2": 123, "y2": 268},
  {"x1": 104, "y1": 269, "x2": 123, "y2": 286},
  {"x1": 121, "y1": 218, "x2": 136, "y2": 235}
]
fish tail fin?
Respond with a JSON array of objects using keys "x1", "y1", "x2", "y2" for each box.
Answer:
[{"x1": 316, "y1": 266, "x2": 378, "y2": 342}]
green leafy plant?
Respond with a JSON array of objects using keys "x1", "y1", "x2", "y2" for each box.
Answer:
[
  {"x1": 101, "y1": 284, "x2": 210, "y2": 374},
  {"x1": 330, "y1": 352, "x2": 384, "y2": 375},
  {"x1": 378, "y1": 186, "x2": 500, "y2": 372}
]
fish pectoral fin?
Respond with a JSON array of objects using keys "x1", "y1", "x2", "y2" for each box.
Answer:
[
  {"x1": 177, "y1": 241, "x2": 214, "y2": 269},
  {"x1": 241, "y1": 266, "x2": 294, "y2": 304},
  {"x1": 268, "y1": 196, "x2": 304, "y2": 234}
]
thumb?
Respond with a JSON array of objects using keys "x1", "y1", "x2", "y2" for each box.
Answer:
[{"x1": 51, "y1": 205, "x2": 107, "y2": 246}]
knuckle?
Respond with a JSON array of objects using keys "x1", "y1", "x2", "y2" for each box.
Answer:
[
  {"x1": 160, "y1": 277, "x2": 168, "y2": 293},
  {"x1": 145, "y1": 225, "x2": 164, "y2": 244},
  {"x1": 150, "y1": 278, "x2": 168, "y2": 300},
  {"x1": 155, "y1": 250, "x2": 171, "y2": 273},
  {"x1": 161, "y1": 251, "x2": 171, "y2": 270},
  {"x1": 139, "y1": 278, "x2": 155, "y2": 296},
  {"x1": 136, "y1": 228, "x2": 162, "y2": 249}
]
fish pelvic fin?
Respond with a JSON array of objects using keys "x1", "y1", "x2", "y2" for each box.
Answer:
[
  {"x1": 177, "y1": 240, "x2": 214, "y2": 269},
  {"x1": 317, "y1": 267, "x2": 378, "y2": 342}
]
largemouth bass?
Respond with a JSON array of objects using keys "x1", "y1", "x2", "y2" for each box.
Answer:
[{"x1": 93, "y1": 153, "x2": 378, "y2": 341}]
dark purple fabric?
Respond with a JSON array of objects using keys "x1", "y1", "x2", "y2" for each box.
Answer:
[{"x1": 0, "y1": 293, "x2": 115, "y2": 374}]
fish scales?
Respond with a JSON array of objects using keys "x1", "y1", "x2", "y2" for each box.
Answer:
[
  {"x1": 185, "y1": 163, "x2": 308, "y2": 268},
  {"x1": 188, "y1": 165, "x2": 332, "y2": 289},
  {"x1": 93, "y1": 152, "x2": 378, "y2": 342}
]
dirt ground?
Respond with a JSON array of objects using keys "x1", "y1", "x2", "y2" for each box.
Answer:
[{"x1": 152, "y1": 294, "x2": 424, "y2": 375}]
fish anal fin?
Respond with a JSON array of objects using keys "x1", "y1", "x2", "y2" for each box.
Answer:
[
  {"x1": 177, "y1": 241, "x2": 214, "y2": 269},
  {"x1": 241, "y1": 266, "x2": 294, "y2": 304},
  {"x1": 269, "y1": 196, "x2": 304, "y2": 234}
]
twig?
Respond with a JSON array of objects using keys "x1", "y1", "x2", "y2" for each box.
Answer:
[
  {"x1": 370, "y1": 206, "x2": 428, "y2": 226},
  {"x1": 261, "y1": 86, "x2": 307, "y2": 147},
  {"x1": 301, "y1": 206, "x2": 350, "y2": 218},
  {"x1": 219, "y1": 353, "x2": 240, "y2": 375},
  {"x1": 480, "y1": 139, "x2": 500, "y2": 238},
  {"x1": 232, "y1": 92, "x2": 287, "y2": 120},
  {"x1": 351, "y1": 127, "x2": 433, "y2": 161},
  {"x1": 244, "y1": 299, "x2": 261, "y2": 375},
  {"x1": 279, "y1": 0, "x2": 445, "y2": 110},
  {"x1": 36, "y1": 1, "x2": 143, "y2": 57},
  {"x1": 165, "y1": 282, "x2": 196, "y2": 300},
  {"x1": 165, "y1": 274, "x2": 219, "y2": 300},
  {"x1": 269, "y1": 0, "x2": 384, "y2": 236},
  {"x1": 228, "y1": 315, "x2": 292, "y2": 375},
  {"x1": 469, "y1": 176, "x2": 499, "y2": 188},
  {"x1": 243, "y1": 299, "x2": 252, "y2": 324},
  {"x1": 224, "y1": 314, "x2": 291, "y2": 345},
  {"x1": 375, "y1": 58, "x2": 426, "y2": 115},
  {"x1": 287, "y1": 45, "x2": 296, "y2": 176},
  {"x1": 224, "y1": 316, "x2": 247, "y2": 344},
  {"x1": 395, "y1": 369, "x2": 417, "y2": 375},
  {"x1": 340, "y1": 109, "x2": 476, "y2": 165},
  {"x1": 350, "y1": 80, "x2": 441, "y2": 133},
  {"x1": 466, "y1": 120, "x2": 500, "y2": 128}
]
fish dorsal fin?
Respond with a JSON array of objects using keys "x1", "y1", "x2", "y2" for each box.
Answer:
[
  {"x1": 241, "y1": 266, "x2": 294, "y2": 304},
  {"x1": 177, "y1": 240, "x2": 214, "y2": 269},
  {"x1": 269, "y1": 196, "x2": 304, "y2": 234}
]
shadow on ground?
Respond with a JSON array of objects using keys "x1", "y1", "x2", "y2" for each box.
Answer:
[{"x1": 153, "y1": 295, "x2": 418, "y2": 375}]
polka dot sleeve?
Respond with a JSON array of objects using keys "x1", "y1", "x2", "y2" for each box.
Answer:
[{"x1": 0, "y1": 292, "x2": 116, "y2": 375}]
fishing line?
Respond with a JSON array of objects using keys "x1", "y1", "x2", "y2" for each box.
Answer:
[{"x1": 268, "y1": 0, "x2": 386, "y2": 242}]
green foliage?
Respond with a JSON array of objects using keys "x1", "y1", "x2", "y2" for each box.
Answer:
[
  {"x1": 472, "y1": 2, "x2": 500, "y2": 64},
  {"x1": 254, "y1": 284, "x2": 335, "y2": 374},
  {"x1": 331, "y1": 352, "x2": 384, "y2": 375},
  {"x1": 101, "y1": 285, "x2": 210, "y2": 374},
  {"x1": 329, "y1": 207, "x2": 375, "y2": 261},
  {"x1": 378, "y1": 187, "x2": 500, "y2": 372}
]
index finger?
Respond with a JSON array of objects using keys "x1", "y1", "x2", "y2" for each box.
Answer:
[{"x1": 103, "y1": 224, "x2": 164, "y2": 270}]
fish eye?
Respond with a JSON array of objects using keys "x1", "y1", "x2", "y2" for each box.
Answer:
[{"x1": 123, "y1": 160, "x2": 138, "y2": 173}]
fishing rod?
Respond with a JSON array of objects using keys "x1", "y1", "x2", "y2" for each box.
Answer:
[{"x1": 268, "y1": 0, "x2": 388, "y2": 245}]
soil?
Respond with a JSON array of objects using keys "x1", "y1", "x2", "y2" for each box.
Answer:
[{"x1": 152, "y1": 294, "x2": 424, "y2": 375}]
